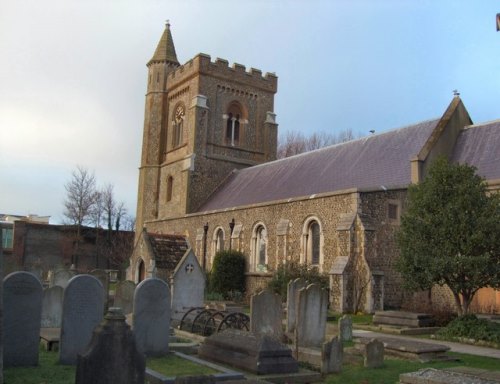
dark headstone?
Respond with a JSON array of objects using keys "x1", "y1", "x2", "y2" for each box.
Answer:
[
  {"x1": 198, "y1": 329, "x2": 298, "y2": 375},
  {"x1": 3, "y1": 271, "x2": 43, "y2": 367},
  {"x1": 133, "y1": 278, "x2": 171, "y2": 356},
  {"x1": 250, "y1": 290, "x2": 283, "y2": 339},
  {"x1": 321, "y1": 336, "x2": 343, "y2": 374},
  {"x1": 41, "y1": 285, "x2": 63, "y2": 327},
  {"x1": 364, "y1": 338, "x2": 384, "y2": 368},
  {"x1": 59, "y1": 274, "x2": 104, "y2": 365},
  {"x1": 75, "y1": 307, "x2": 145, "y2": 384},
  {"x1": 338, "y1": 315, "x2": 352, "y2": 341}
]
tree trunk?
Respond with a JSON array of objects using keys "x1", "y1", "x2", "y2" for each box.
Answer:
[{"x1": 452, "y1": 291, "x2": 463, "y2": 316}]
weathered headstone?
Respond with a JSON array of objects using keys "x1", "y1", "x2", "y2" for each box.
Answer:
[
  {"x1": 338, "y1": 315, "x2": 352, "y2": 342},
  {"x1": 41, "y1": 285, "x2": 64, "y2": 327},
  {"x1": 59, "y1": 274, "x2": 104, "y2": 365},
  {"x1": 364, "y1": 338, "x2": 384, "y2": 368},
  {"x1": 286, "y1": 278, "x2": 307, "y2": 333},
  {"x1": 198, "y1": 329, "x2": 298, "y2": 374},
  {"x1": 52, "y1": 269, "x2": 75, "y2": 289},
  {"x1": 296, "y1": 283, "x2": 328, "y2": 347},
  {"x1": 90, "y1": 269, "x2": 110, "y2": 297},
  {"x1": 133, "y1": 278, "x2": 171, "y2": 356},
  {"x1": 3, "y1": 271, "x2": 43, "y2": 367},
  {"x1": 75, "y1": 307, "x2": 145, "y2": 384},
  {"x1": 113, "y1": 280, "x2": 136, "y2": 315},
  {"x1": 321, "y1": 336, "x2": 343, "y2": 374},
  {"x1": 250, "y1": 290, "x2": 283, "y2": 339},
  {"x1": 171, "y1": 249, "x2": 205, "y2": 320}
]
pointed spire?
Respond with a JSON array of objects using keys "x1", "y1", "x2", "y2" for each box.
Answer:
[{"x1": 148, "y1": 21, "x2": 179, "y2": 66}]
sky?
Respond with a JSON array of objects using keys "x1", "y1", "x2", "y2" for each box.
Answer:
[{"x1": 1, "y1": 0, "x2": 499, "y2": 224}]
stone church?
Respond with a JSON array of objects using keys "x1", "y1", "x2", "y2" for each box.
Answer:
[{"x1": 129, "y1": 23, "x2": 500, "y2": 313}]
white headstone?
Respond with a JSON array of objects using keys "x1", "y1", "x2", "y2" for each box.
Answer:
[
  {"x1": 171, "y1": 249, "x2": 205, "y2": 319},
  {"x1": 133, "y1": 278, "x2": 171, "y2": 356},
  {"x1": 59, "y1": 275, "x2": 104, "y2": 365},
  {"x1": 41, "y1": 285, "x2": 64, "y2": 328},
  {"x1": 286, "y1": 278, "x2": 307, "y2": 333},
  {"x1": 3, "y1": 271, "x2": 43, "y2": 367},
  {"x1": 52, "y1": 269, "x2": 75, "y2": 289},
  {"x1": 296, "y1": 283, "x2": 328, "y2": 347}
]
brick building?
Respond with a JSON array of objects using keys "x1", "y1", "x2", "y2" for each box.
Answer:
[{"x1": 129, "y1": 24, "x2": 500, "y2": 312}]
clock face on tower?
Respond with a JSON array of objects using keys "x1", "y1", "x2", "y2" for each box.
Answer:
[{"x1": 175, "y1": 105, "x2": 185, "y2": 122}]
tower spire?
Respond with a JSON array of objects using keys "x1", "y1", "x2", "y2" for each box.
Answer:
[{"x1": 148, "y1": 21, "x2": 179, "y2": 66}]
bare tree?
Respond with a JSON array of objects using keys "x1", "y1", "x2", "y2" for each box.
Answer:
[
  {"x1": 101, "y1": 184, "x2": 116, "y2": 232},
  {"x1": 277, "y1": 128, "x2": 361, "y2": 159}
]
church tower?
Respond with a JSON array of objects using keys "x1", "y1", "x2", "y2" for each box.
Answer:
[{"x1": 136, "y1": 24, "x2": 278, "y2": 231}]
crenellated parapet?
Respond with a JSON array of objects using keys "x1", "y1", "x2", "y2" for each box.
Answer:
[{"x1": 167, "y1": 53, "x2": 278, "y2": 93}]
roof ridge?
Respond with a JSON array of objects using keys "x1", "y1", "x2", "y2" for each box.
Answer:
[{"x1": 464, "y1": 118, "x2": 500, "y2": 130}]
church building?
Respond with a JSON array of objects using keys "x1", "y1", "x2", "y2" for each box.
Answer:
[{"x1": 129, "y1": 24, "x2": 500, "y2": 313}]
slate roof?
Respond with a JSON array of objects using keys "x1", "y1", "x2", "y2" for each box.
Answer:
[
  {"x1": 198, "y1": 119, "x2": 440, "y2": 212},
  {"x1": 147, "y1": 233, "x2": 188, "y2": 271},
  {"x1": 451, "y1": 120, "x2": 500, "y2": 181}
]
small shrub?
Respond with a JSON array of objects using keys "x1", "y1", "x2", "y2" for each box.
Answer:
[
  {"x1": 437, "y1": 314, "x2": 500, "y2": 344},
  {"x1": 267, "y1": 261, "x2": 328, "y2": 300},
  {"x1": 208, "y1": 250, "x2": 246, "y2": 299}
]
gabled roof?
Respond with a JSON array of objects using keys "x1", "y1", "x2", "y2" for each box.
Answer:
[
  {"x1": 147, "y1": 233, "x2": 188, "y2": 271},
  {"x1": 198, "y1": 118, "x2": 440, "y2": 212},
  {"x1": 148, "y1": 22, "x2": 179, "y2": 66},
  {"x1": 451, "y1": 119, "x2": 500, "y2": 181}
]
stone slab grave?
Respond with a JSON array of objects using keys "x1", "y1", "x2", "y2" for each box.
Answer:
[
  {"x1": 198, "y1": 329, "x2": 299, "y2": 375},
  {"x1": 400, "y1": 368, "x2": 500, "y2": 384},
  {"x1": 3, "y1": 271, "x2": 43, "y2": 367},
  {"x1": 75, "y1": 307, "x2": 145, "y2": 384},
  {"x1": 250, "y1": 290, "x2": 283, "y2": 339},
  {"x1": 373, "y1": 310, "x2": 434, "y2": 328},
  {"x1": 41, "y1": 285, "x2": 63, "y2": 327},
  {"x1": 355, "y1": 335, "x2": 451, "y2": 362},
  {"x1": 113, "y1": 280, "x2": 135, "y2": 315},
  {"x1": 133, "y1": 278, "x2": 171, "y2": 356},
  {"x1": 59, "y1": 274, "x2": 104, "y2": 365}
]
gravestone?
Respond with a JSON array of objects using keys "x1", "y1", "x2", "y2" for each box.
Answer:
[
  {"x1": 296, "y1": 283, "x2": 328, "y2": 347},
  {"x1": 198, "y1": 329, "x2": 298, "y2": 374},
  {"x1": 3, "y1": 271, "x2": 43, "y2": 367},
  {"x1": 133, "y1": 278, "x2": 171, "y2": 356},
  {"x1": 250, "y1": 290, "x2": 283, "y2": 339},
  {"x1": 321, "y1": 336, "x2": 343, "y2": 374},
  {"x1": 52, "y1": 269, "x2": 75, "y2": 289},
  {"x1": 75, "y1": 307, "x2": 145, "y2": 384},
  {"x1": 286, "y1": 278, "x2": 306, "y2": 333},
  {"x1": 91, "y1": 269, "x2": 110, "y2": 309},
  {"x1": 171, "y1": 249, "x2": 205, "y2": 321},
  {"x1": 364, "y1": 339, "x2": 384, "y2": 368},
  {"x1": 59, "y1": 274, "x2": 104, "y2": 365},
  {"x1": 338, "y1": 315, "x2": 352, "y2": 341},
  {"x1": 113, "y1": 280, "x2": 135, "y2": 315},
  {"x1": 41, "y1": 285, "x2": 64, "y2": 327}
]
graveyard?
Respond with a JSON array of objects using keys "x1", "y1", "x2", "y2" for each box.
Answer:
[{"x1": 2, "y1": 249, "x2": 500, "y2": 384}]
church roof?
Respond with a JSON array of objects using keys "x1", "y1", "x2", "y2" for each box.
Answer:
[
  {"x1": 451, "y1": 119, "x2": 500, "y2": 181},
  {"x1": 198, "y1": 118, "x2": 440, "y2": 212},
  {"x1": 148, "y1": 22, "x2": 179, "y2": 66},
  {"x1": 147, "y1": 232, "x2": 188, "y2": 271}
]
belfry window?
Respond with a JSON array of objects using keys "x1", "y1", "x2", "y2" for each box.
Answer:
[
  {"x1": 172, "y1": 104, "x2": 185, "y2": 148},
  {"x1": 226, "y1": 113, "x2": 240, "y2": 146}
]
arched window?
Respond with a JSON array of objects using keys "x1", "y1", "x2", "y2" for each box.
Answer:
[
  {"x1": 225, "y1": 102, "x2": 244, "y2": 147},
  {"x1": 252, "y1": 224, "x2": 268, "y2": 271},
  {"x1": 172, "y1": 104, "x2": 185, "y2": 148},
  {"x1": 211, "y1": 227, "x2": 225, "y2": 268},
  {"x1": 301, "y1": 218, "x2": 323, "y2": 269},
  {"x1": 166, "y1": 176, "x2": 173, "y2": 202}
]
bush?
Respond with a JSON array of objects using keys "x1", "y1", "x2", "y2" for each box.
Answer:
[
  {"x1": 437, "y1": 314, "x2": 500, "y2": 344},
  {"x1": 208, "y1": 250, "x2": 246, "y2": 299},
  {"x1": 267, "y1": 261, "x2": 328, "y2": 300}
]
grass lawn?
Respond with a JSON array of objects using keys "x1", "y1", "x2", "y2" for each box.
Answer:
[
  {"x1": 324, "y1": 351, "x2": 500, "y2": 384},
  {"x1": 4, "y1": 344, "x2": 499, "y2": 384}
]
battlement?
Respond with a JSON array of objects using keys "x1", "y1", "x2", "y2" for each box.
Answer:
[{"x1": 167, "y1": 53, "x2": 277, "y2": 93}]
